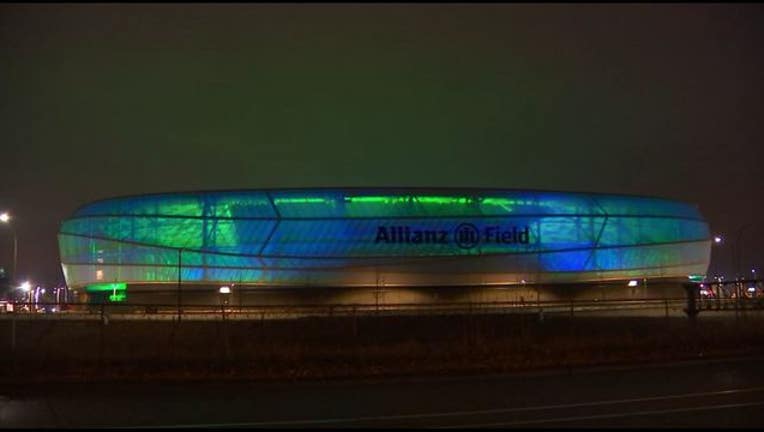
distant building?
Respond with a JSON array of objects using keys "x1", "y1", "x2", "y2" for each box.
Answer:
[{"x1": 58, "y1": 188, "x2": 711, "y2": 305}]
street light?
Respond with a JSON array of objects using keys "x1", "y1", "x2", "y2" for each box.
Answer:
[
  {"x1": 0, "y1": 211, "x2": 17, "y2": 282},
  {"x1": 711, "y1": 235, "x2": 725, "y2": 299},
  {"x1": 18, "y1": 280, "x2": 32, "y2": 308},
  {"x1": 219, "y1": 285, "x2": 231, "y2": 308}
]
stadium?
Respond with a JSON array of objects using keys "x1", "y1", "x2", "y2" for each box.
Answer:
[{"x1": 57, "y1": 188, "x2": 712, "y2": 306}]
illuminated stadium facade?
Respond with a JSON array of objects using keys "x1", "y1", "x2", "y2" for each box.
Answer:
[{"x1": 58, "y1": 188, "x2": 711, "y2": 305}]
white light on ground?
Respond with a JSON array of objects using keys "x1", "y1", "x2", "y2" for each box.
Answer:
[
  {"x1": 219, "y1": 286, "x2": 231, "y2": 294},
  {"x1": 714, "y1": 236, "x2": 723, "y2": 243},
  {"x1": 0, "y1": 212, "x2": 9, "y2": 223},
  {"x1": 627, "y1": 280, "x2": 639, "y2": 287},
  {"x1": 748, "y1": 287, "x2": 756, "y2": 293}
]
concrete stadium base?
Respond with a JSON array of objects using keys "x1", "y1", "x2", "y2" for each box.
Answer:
[{"x1": 73, "y1": 280, "x2": 687, "y2": 307}]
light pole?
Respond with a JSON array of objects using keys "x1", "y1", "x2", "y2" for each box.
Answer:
[
  {"x1": 712, "y1": 235, "x2": 724, "y2": 301},
  {"x1": 177, "y1": 247, "x2": 183, "y2": 319},
  {"x1": 720, "y1": 224, "x2": 755, "y2": 303},
  {"x1": 751, "y1": 269, "x2": 757, "y2": 299},
  {"x1": 731, "y1": 223, "x2": 754, "y2": 280},
  {"x1": 0, "y1": 212, "x2": 17, "y2": 283},
  {"x1": 19, "y1": 280, "x2": 31, "y2": 310},
  {"x1": 712, "y1": 228, "x2": 754, "y2": 299}
]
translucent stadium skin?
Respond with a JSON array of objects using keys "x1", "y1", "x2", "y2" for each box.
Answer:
[{"x1": 58, "y1": 188, "x2": 712, "y2": 288}]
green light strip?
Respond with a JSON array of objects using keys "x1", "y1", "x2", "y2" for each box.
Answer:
[
  {"x1": 344, "y1": 196, "x2": 402, "y2": 203},
  {"x1": 482, "y1": 198, "x2": 511, "y2": 205},
  {"x1": 344, "y1": 195, "x2": 537, "y2": 207},
  {"x1": 273, "y1": 197, "x2": 329, "y2": 204},
  {"x1": 346, "y1": 195, "x2": 478, "y2": 205},
  {"x1": 416, "y1": 196, "x2": 473, "y2": 204},
  {"x1": 274, "y1": 195, "x2": 548, "y2": 207}
]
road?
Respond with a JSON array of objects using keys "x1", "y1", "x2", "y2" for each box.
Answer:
[{"x1": 1, "y1": 356, "x2": 763, "y2": 428}]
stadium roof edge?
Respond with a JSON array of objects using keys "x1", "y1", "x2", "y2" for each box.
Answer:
[{"x1": 66, "y1": 186, "x2": 702, "y2": 219}]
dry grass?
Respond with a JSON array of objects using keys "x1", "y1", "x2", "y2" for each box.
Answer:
[{"x1": 1, "y1": 312, "x2": 763, "y2": 383}]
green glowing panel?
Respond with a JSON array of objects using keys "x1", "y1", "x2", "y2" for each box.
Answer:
[
  {"x1": 108, "y1": 292, "x2": 127, "y2": 302},
  {"x1": 85, "y1": 282, "x2": 127, "y2": 293}
]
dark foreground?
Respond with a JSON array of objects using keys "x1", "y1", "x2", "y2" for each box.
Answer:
[
  {"x1": 1, "y1": 310, "x2": 763, "y2": 383},
  {"x1": 2, "y1": 355, "x2": 763, "y2": 428}
]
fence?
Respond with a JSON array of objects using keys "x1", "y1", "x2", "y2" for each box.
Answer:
[
  {"x1": 3, "y1": 296, "x2": 763, "y2": 322},
  {"x1": 3, "y1": 294, "x2": 764, "y2": 384}
]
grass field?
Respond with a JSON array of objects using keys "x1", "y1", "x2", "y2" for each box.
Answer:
[{"x1": 1, "y1": 310, "x2": 763, "y2": 383}]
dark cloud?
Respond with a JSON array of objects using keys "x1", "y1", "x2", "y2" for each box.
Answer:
[{"x1": 0, "y1": 4, "x2": 762, "y2": 284}]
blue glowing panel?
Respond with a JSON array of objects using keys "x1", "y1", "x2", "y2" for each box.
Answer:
[{"x1": 58, "y1": 188, "x2": 711, "y2": 287}]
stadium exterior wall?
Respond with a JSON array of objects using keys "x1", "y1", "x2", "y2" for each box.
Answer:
[{"x1": 58, "y1": 188, "x2": 711, "y2": 303}]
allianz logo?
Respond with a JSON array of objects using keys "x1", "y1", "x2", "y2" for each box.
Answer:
[{"x1": 374, "y1": 224, "x2": 530, "y2": 249}]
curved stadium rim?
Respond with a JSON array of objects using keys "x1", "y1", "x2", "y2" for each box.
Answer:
[{"x1": 67, "y1": 186, "x2": 703, "y2": 217}]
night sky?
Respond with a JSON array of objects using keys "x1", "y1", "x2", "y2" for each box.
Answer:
[{"x1": 1, "y1": 4, "x2": 762, "y2": 286}]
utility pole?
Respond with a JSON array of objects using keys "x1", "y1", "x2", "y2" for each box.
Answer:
[{"x1": 0, "y1": 212, "x2": 17, "y2": 283}]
